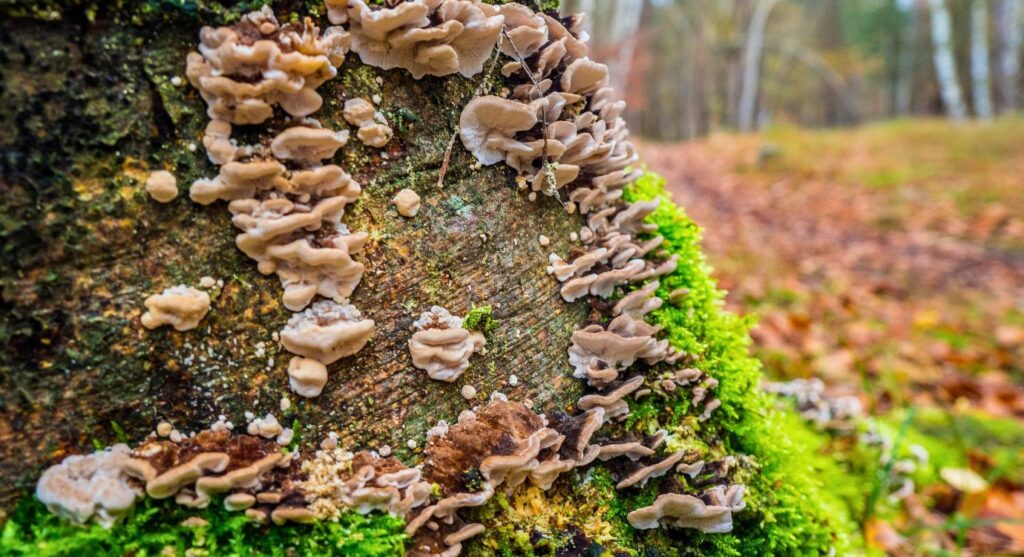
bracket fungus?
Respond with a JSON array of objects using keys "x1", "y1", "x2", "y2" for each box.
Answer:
[
  {"x1": 281, "y1": 300, "x2": 375, "y2": 365},
  {"x1": 343, "y1": 0, "x2": 504, "y2": 79},
  {"x1": 141, "y1": 285, "x2": 212, "y2": 331},
  {"x1": 409, "y1": 306, "x2": 486, "y2": 382},
  {"x1": 626, "y1": 486, "x2": 745, "y2": 533},
  {"x1": 27, "y1": 3, "x2": 758, "y2": 555},
  {"x1": 35, "y1": 445, "x2": 142, "y2": 528}
]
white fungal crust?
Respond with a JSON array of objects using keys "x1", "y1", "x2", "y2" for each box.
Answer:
[
  {"x1": 408, "y1": 306, "x2": 485, "y2": 382},
  {"x1": 343, "y1": 98, "x2": 394, "y2": 148},
  {"x1": 146, "y1": 170, "x2": 178, "y2": 202},
  {"x1": 393, "y1": 188, "x2": 422, "y2": 217},
  {"x1": 35, "y1": 444, "x2": 143, "y2": 528},
  {"x1": 280, "y1": 300, "x2": 375, "y2": 365},
  {"x1": 300, "y1": 449, "x2": 432, "y2": 520},
  {"x1": 141, "y1": 285, "x2": 212, "y2": 331},
  {"x1": 288, "y1": 356, "x2": 329, "y2": 398},
  {"x1": 343, "y1": 0, "x2": 504, "y2": 79},
  {"x1": 185, "y1": 6, "x2": 350, "y2": 125}
]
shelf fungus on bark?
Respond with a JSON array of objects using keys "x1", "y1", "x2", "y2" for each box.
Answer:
[
  {"x1": 35, "y1": 445, "x2": 143, "y2": 528},
  {"x1": 568, "y1": 314, "x2": 675, "y2": 387},
  {"x1": 409, "y1": 306, "x2": 485, "y2": 382},
  {"x1": 280, "y1": 300, "x2": 375, "y2": 365},
  {"x1": 626, "y1": 485, "x2": 746, "y2": 533},
  {"x1": 141, "y1": 285, "x2": 212, "y2": 331},
  {"x1": 340, "y1": 0, "x2": 504, "y2": 79},
  {"x1": 343, "y1": 97, "x2": 394, "y2": 148},
  {"x1": 185, "y1": 5, "x2": 350, "y2": 125}
]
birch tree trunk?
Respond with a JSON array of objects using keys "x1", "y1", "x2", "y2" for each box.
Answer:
[
  {"x1": 738, "y1": 0, "x2": 779, "y2": 131},
  {"x1": 928, "y1": 0, "x2": 969, "y2": 120},
  {"x1": 971, "y1": 0, "x2": 995, "y2": 119},
  {"x1": 995, "y1": 0, "x2": 1022, "y2": 112}
]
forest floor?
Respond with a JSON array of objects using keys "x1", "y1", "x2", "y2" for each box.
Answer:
[{"x1": 639, "y1": 118, "x2": 1024, "y2": 556}]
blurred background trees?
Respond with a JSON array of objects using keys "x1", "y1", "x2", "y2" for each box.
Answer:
[{"x1": 562, "y1": 0, "x2": 1024, "y2": 140}]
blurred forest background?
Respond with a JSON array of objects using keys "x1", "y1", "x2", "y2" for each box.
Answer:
[
  {"x1": 562, "y1": 1, "x2": 1024, "y2": 555},
  {"x1": 563, "y1": 0, "x2": 1023, "y2": 138}
]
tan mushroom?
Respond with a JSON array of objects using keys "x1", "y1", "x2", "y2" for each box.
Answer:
[
  {"x1": 409, "y1": 306, "x2": 485, "y2": 382},
  {"x1": 141, "y1": 285, "x2": 211, "y2": 331},
  {"x1": 146, "y1": 170, "x2": 178, "y2": 203},
  {"x1": 35, "y1": 444, "x2": 142, "y2": 528},
  {"x1": 393, "y1": 188, "x2": 422, "y2": 217},
  {"x1": 288, "y1": 356, "x2": 329, "y2": 398},
  {"x1": 626, "y1": 493, "x2": 735, "y2": 533},
  {"x1": 280, "y1": 300, "x2": 375, "y2": 364},
  {"x1": 459, "y1": 96, "x2": 538, "y2": 165}
]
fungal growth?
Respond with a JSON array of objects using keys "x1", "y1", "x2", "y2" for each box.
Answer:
[
  {"x1": 140, "y1": 285, "x2": 211, "y2": 331},
  {"x1": 627, "y1": 485, "x2": 746, "y2": 533},
  {"x1": 145, "y1": 170, "x2": 178, "y2": 203},
  {"x1": 35, "y1": 445, "x2": 142, "y2": 528},
  {"x1": 338, "y1": 0, "x2": 504, "y2": 79},
  {"x1": 409, "y1": 306, "x2": 486, "y2": 382},
  {"x1": 393, "y1": 188, "x2": 422, "y2": 217},
  {"x1": 343, "y1": 97, "x2": 394, "y2": 148},
  {"x1": 287, "y1": 356, "x2": 329, "y2": 398},
  {"x1": 280, "y1": 300, "x2": 375, "y2": 365}
]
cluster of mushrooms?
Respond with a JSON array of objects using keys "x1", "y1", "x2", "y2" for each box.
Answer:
[
  {"x1": 186, "y1": 5, "x2": 378, "y2": 394},
  {"x1": 34, "y1": 1, "x2": 751, "y2": 554}
]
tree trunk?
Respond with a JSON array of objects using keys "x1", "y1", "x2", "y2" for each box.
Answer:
[
  {"x1": 737, "y1": 0, "x2": 779, "y2": 132},
  {"x1": 971, "y1": 0, "x2": 994, "y2": 119},
  {"x1": 895, "y1": 0, "x2": 920, "y2": 116},
  {"x1": 995, "y1": 0, "x2": 1022, "y2": 112},
  {"x1": 0, "y1": 0, "x2": 584, "y2": 513},
  {"x1": 928, "y1": 0, "x2": 969, "y2": 120}
]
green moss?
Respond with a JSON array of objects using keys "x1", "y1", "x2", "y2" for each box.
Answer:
[
  {"x1": 0, "y1": 496, "x2": 407, "y2": 557},
  {"x1": 624, "y1": 171, "x2": 865, "y2": 556},
  {"x1": 463, "y1": 306, "x2": 498, "y2": 335}
]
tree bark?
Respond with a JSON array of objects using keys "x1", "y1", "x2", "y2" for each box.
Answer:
[
  {"x1": 995, "y1": 0, "x2": 1022, "y2": 112},
  {"x1": 971, "y1": 0, "x2": 994, "y2": 119},
  {"x1": 738, "y1": 0, "x2": 779, "y2": 131},
  {"x1": 0, "y1": 1, "x2": 583, "y2": 513},
  {"x1": 928, "y1": 0, "x2": 969, "y2": 120}
]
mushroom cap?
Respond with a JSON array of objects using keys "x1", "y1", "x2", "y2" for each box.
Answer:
[
  {"x1": 393, "y1": 188, "x2": 422, "y2": 217},
  {"x1": 343, "y1": 97, "x2": 377, "y2": 126},
  {"x1": 145, "y1": 170, "x2": 178, "y2": 203},
  {"x1": 626, "y1": 493, "x2": 735, "y2": 533},
  {"x1": 459, "y1": 96, "x2": 538, "y2": 165},
  {"x1": 270, "y1": 126, "x2": 349, "y2": 162},
  {"x1": 141, "y1": 285, "x2": 212, "y2": 331},
  {"x1": 35, "y1": 444, "x2": 141, "y2": 528},
  {"x1": 280, "y1": 300, "x2": 375, "y2": 364},
  {"x1": 288, "y1": 356, "x2": 329, "y2": 398}
]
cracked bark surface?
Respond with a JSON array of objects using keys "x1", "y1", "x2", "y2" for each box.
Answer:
[{"x1": 0, "y1": 1, "x2": 583, "y2": 512}]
